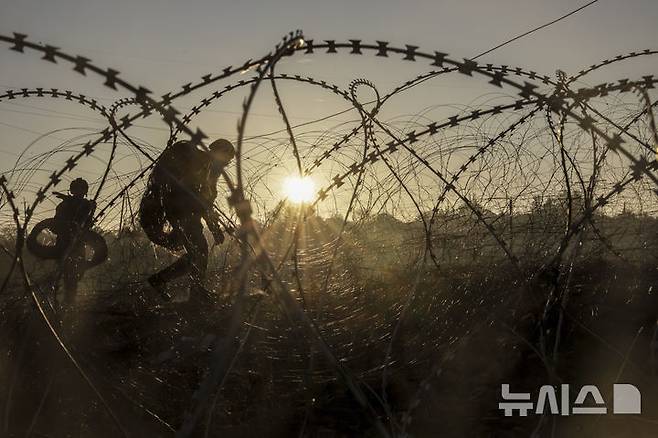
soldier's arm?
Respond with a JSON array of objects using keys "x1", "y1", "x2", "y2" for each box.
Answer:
[{"x1": 203, "y1": 207, "x2": 225, "y2": 244}]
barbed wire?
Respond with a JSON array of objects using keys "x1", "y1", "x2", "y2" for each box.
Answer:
[{"x1": 0, "y1": 30, "x2": 657, "y2": 437}]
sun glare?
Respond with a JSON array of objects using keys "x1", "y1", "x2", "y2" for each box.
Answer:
[{"x1": 283, "y1": 176, "x2": 316, "y2": 204}]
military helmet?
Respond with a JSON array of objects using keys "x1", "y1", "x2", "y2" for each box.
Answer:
[
  {"x1": 209, "y1": 138, "x2": 236, "y2": 164},
  {"x1": 69, "y1": 177, "x2": 89, "y2": 196}
]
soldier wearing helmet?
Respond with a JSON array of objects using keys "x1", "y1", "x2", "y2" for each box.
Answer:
[
  {"x1": 52, "y1": 177, "x2": 97, "y2": 304},
  {"x1": 140, "y1": 138, "x2": 235, "y2": 303}
]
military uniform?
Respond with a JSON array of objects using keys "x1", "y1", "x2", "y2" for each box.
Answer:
[
  {"x1": 53, "y1": 194, "x2": 96, "y2": 304},
  {"x1": 148, "y1": 141, "x2": 225, "y2": 296}
]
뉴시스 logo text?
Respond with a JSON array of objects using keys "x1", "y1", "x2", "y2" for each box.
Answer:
[{"x1": 499, "y1": 383, "x2": 641, "y2": 416}]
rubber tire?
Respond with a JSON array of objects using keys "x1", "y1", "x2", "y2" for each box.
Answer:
[{"x1": 27, "y1": 218, "x2": 108, "y2": 268}]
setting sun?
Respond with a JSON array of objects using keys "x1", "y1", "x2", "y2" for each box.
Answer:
[{"x1": 283, "y1": 176, "x2": 316, "y2": 204}]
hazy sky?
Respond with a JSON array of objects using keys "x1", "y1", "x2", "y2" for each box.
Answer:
[
  {"x1": 2, "y1": 0, "x2": 656, "y2": 137},
  {"x1": 0, "y1": 0, "x2": 657, "y2": 220},
  {"x1": 2, "y1": 0, "x2": 657, "y2": 73}
]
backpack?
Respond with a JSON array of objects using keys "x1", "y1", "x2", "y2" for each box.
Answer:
[{"x1": 138, "y1": 142, "x2": 193, "y2": 251}]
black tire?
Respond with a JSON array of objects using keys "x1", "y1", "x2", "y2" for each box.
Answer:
[
  {"x1": 26, "y1": 218, "x2": 60, "y2": 259},
  {"x1": 27, "y1": 218, "x2": 108, "y2": 269}
]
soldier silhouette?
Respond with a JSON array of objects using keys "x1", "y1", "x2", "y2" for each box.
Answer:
[
  {"x1": 140, "y1": 138, "x2": 235, "y2": 303},
  {"x1": 27, "y1": 177, "x2": 107, "y2": 307},
  {"x1": 52, "y1": 177, "x2": 97, "y2": 305}
]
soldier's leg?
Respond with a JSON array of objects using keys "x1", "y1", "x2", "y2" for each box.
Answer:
[
  {"x1": 148, "y1": 254, "x2": 191, "y2": 301},
  {"x1": 151, "y1": 254, "x2": 192, "y2": 283},
  {"x1": 61, "y1": 253, "x2": 83, "y2": 307},
  {"x1": 181, "y1": 216, "x2": 208, "y2": 286},
  {"x1": 175, "y1": 216, "x2": 213, "y2": 306},
  {"x1": 148, "y1": 216, "x2": 205, "y2": 298}
]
